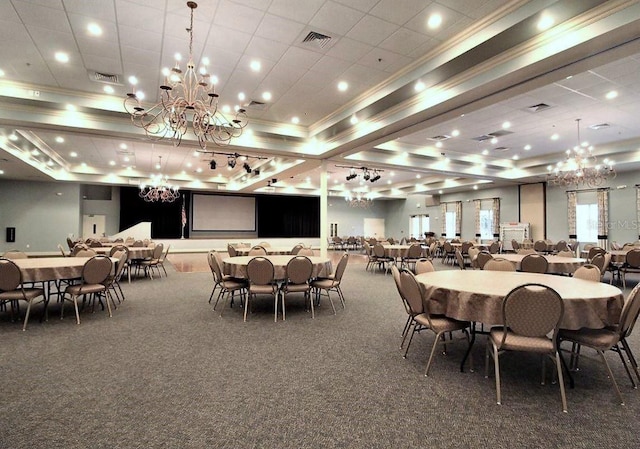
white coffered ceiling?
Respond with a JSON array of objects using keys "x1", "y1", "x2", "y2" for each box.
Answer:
[{"x1": 0, "y1": 0, "x2": 639, "y2": 199}]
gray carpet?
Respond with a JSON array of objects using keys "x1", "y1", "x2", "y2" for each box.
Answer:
[{"x1": 1, "y1": 256, "x2": 640, "y2": 448}]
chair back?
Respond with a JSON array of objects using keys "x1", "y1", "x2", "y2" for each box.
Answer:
[
  {"x1": 110, "y1": 244, "x2": 128, "y2": 257},
  {"x1": 461, "y1": 241, "x2": 473, "y2": 254},
  {"x1": 71, "y1": 243, "x2": 89, "y2": 256},
  {"x1": 502, "y1": 283, "x2": 563, "y2": 343},
  {"x1": 467, "y1": 247, "x2": 480, "y2": 263},
  {"x1": 476, "y1": 251, "x2": 493, "y2": 270},
  {"x1": 588, "y1": 246, "x2": 606, "y2": 261},
  {"x1": 407, "y1": 243, "x2": 422, "y2": 258},
  {"x1": 387, "y1": 237, "x2": 395, "y2": 245},
  {"x1": 428, "y1": 242, "x2": 437, "y2": 258},
  {"x1": 247, "y1": 257, "x2": 275, "y2": 285},
  {"x1": 75, "y1": 249, "x2": 98, "y2": 257},
  {"x1": 443, "y1": 241, "x2": 453, "y2": 253},
  {"x1": 333, "y1": 253, "x2": 349, "y2": 282},
  {"x1": 259, "y1": 241, "x2": 271, "y2": 248},
  {"x1": 516, "y1": 248, "x2": 537, "y2": 255},
  {"x1": 573, "y1": 264, "x2": 601, "y2": 281},
  {"x1": 131, "y1": 240, "x2": 144, "y2": 247},
  {"x1": 555, "y1": 240, "x2": 568, "y2": 252},
  {"x1": 160, "y1": 245, "x2": 171, "y2": 262},
  {"x1": 152, "y1": 243, "x2": 164, "y2": 259},
  {"x1": 520, "y1": 254, "x2": 548, "y2": 274},
  {"x1": 373, "y1": 243, "x2": 385, "y2": 258},
  {"x1": 391, "y1": 265, "x2": 411, "y2": 315},
  {"x1": 112, "y1": 250, "x2": 128, "y2": 280},
  {"x1": 248, "y1": 245, "x2": 267, "y2": 256},
  {"x1": 0, "y1": 258, "x2": 22, "y2": 291},
  {"x1": 291, "y1": 244, "x2": 304, "y2": 255},
  {"x1": 66, "y1": 237, "x2": 75, "y2": 250},
  {"x1": 207, "y1": 251, "x2": 222, "y2": 281},
  {"x1": 3, "y1": 250, "x2": 28, "y2": 259},
  {"x1": 619, "y1": 284, "x2": 640, "y2": 338},
  {"x1": 58, "y1": 244, "x2": 68, "y2": 257},
  {"x1": 511, "y1": 239, "x2": 520, "y2": 250},
  {"x1": 227, "y1": 244, "x2": 238, "y2": 257},
  {"x1": 484, "y1": 258, "x2": 516, "y2": 272},
  {"x1": 590, "y1": 253, "x2": 605, "y2": 272},
  {"x1": 625, "y1": 249, "x2": 640, "y2": 268},
  {"x1": 533, "y1": 240, "x2": 547, "y2": 253},
  {"x1": 557, "y1": 250, "x2": 575, "y2": 258},
  {"x1": 82, "y1": 255, "x2": 112, "y2": 285},
  {"x1": 89, "y1": 240, "x2": 103, "y2": 248},
  {"x1": 285, "y1": 256, "x2": 313, "y2": 285},
  {"x1": 414, "y1": 258, "x2": 435, "y2": 274},
  {"x1": 398, "y1": 269, "x2": 425, "y2": 315},
  {"x1": 297, "y1": 247, "x2": 314, "y2": 256},
  {"x1": 114, "y1": 238, "x2": 124, "y2": 243},
  {"x1": 489, "y1": 241, "x2": 500, "y2": 254}
]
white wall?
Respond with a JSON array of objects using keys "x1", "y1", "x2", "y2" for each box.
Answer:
[
  {"x1": 327, "y1": 196, "x2": 388, "y2": 237},
  {"x1": 80, "y1": 186, "x2": 120, "y2": 237}
]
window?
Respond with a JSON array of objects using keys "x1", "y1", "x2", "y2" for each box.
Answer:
[
  {"x1": 576, "y1": 203, "x2": 598, "y2": 243},
  {"x1": 409, "y1": 214, "x2": 430, "y2": 239},
  {"x1": 479, "y1": 209, "x2": 494, "y2": 240},
  {"x1": 445, "y1": 211, "x2": 456, "y2": 238}
]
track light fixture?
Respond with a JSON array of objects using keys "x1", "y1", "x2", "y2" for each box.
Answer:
[
  {"x1": 338, "y1": 165, "x2": 383, "y2": 183},
  {"x1": 204, "y1": 151, "x2": 267, "y2": 171}
]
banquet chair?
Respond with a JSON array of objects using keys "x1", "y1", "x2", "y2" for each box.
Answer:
[
  {"x1": 2, "y1": 250, "x2": 28, "y2": 259},
  {"x1": 113, "y1": 238, "x2": 124, "y2": 243},
  {"x1": 297, "y1": 247, "x2": 314, "y2": 256},
  {"x1": 572, "y1": 264, "x2": 601, "y2": 282},
  {"x1": 66, "y1": 237, "x2": 75, "y2": 250},
  {"x1": 555, "y1": 240, "x2": 569, "y2": 253},
  {"x1": 259, "y1": 242, "x2": 271, "y2": 248},
  {"x1": 291, "y1": 244, "x2": 304, "y2": 255},
  {"x1": 137, "y1": 243, "x2": 164, "y2": 280},
  {"x1": 414, "y1": 258, "x2": 435, "y2": 275},
  {"x1": 70, "y1": 244, "x2": 89, "y2": 256},
  {"x1": 467, "y1": 247, "x2": 480, "y2": 268},
  {"x1": 557, "y1": 250, "x2": 575, "y2": 258},
  {"x1": 109, "y1": 245, "x2": 132, "y2": 283},
  {"x1": 131, "y1": 240, "x2": 144, "y2": 247},
  {"x1": 60, "y1": 255, "x2": 114, "y2": 325},
  {"x1": 485, "y1": 283, "x2": 567, "y2": 412},
  {"x1": 89, "y1": 240, "x2": 103, "y2": 248},
  {"x1": 157, "y1": 244, "x2": 171, "y2": 277},
  {"x1": 248, "y1": 246, "x2": 268, "y2": 256},
  {"x1": 245, "y1": 257, "x2": 279, "y2": 322},
  {"x1": 399, "y1": 268, "x2": 472, "y2": 376},
  {"x1": 0, "y1": 258, "x2": 45, "y2": 331},
  {"x1": 372, "y1": 243, "x2": 393, "y2": 274},
  {"x1": 620, "y1": 249, "x2": 640, "y2": 289},
  {"x1": 227, "y1": 244, "x2": 238, "y2": 257},
  {"x1": 105, "y1": 250, "x2": 128, "y2": 303},
  {"x1": 533, "y1": 240, "x2": 548, "y2": 254},
  {"x1": 559, "y1": 283, "x2": 640, "y2": 404},
  {"x1": 511, "y1": 239, "x2": 520, "y2": 252},
  {"x1": 516, "y1": 248, "x2": 537, "y2": 255},
  {"x1": 392, "y1": 265, "x2": 414, "y2": 346},
  {"x1": 476, "y1": 251, "x2": 493, "y2": 270},
  {"x1": 57, "y1": 244, "x2": 68, "y2": 257},
  {"x1": 281, "y1": 256, "x2": 314, "y2": 320},
  {"x1": 74, "y1": 249, "x2": 97, "y2": 258},
  {"x1": 489, "y1": 241, "x2": 500, "y2": 254},
  {"x1": 311, "y1": 252, "x2": 348, "y2": 314},
  {"x1": 401, "y1": 243, "x2": 423, "y2": 270},
  {"x1": 588, "y1": 247, "x2": 606, "y2": 262},
  {"x1": 363, "y1": 242, "x2": 377, "y2": 272},
  {"x1": 484, "y1": 258, "x2": 516, "y2": 272},
  {"x1": 455, "y1": 250, "x2": 466, "y2": 270},
  {"x1": 208, "y1": 251, "x2": 247, "y2": 313},
  {"x1": 520, "y1": 254, "x2": 548, "y2": 274},
  {"x1": 441, "y1": 241, "x2": 455, "y2": 265}
]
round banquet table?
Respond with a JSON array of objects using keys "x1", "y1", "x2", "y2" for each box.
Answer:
[
  {"x1": 14, "y1": 256, "x2": 118, "y2": 283},
  {"x1": 496, "y1": 253, "x2": 586, "y2": 274},
  {"x1": 381, "y1": 244, "x2": 411, "y2": 259},
  {"x1": 222, "y1": 255, "x2": 332, "y2": 280},
  {"x1": 415, "y1": 270, "x2": 623, "y2": 330},
  {"x1": 234, "y1": 246, "x2": 295, "y2": 256},
  {"x1": 94, "y1": 246, "x2": 155, "y2": 260}
]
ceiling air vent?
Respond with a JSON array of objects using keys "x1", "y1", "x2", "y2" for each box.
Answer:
[
  {"x1": 471, "y1": 135, "x2": 492, "y2": 142},
  {"x1": 89, "y1": 70, "x2": 121, "y2": 85},
  {"x1": 302, "y1": 31, "x2": 332, "y2": 48},
  {"x1": 493, "y1": 146, "x2": 509, "y2": 152},
  {"x1": 427, "y1": 135, "x2": 451, "y2": 141},
  {"x1": 525, "y1": 103, "x2": 552, "y2": 113},
  {"x1": 244, "y1": 100, "x2": 268, "y2": 111},
  {"x1": 589, "y1": 123, "x2": 611, "y2": 130}
]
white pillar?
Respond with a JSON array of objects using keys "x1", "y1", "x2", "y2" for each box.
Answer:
[{"x1": 320, "y1": 160, "x2": 328, "y2": 258}]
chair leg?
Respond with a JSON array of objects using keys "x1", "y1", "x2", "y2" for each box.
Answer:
[
  {"x1": 613, "y1": 344, "x2": 636, "y2": 389},
  {"x1": 425, "y1": 331, "x2": 443, "y2": 377},
  {"x1": 22, "y1": 299, "x2": 33, "y2": 331},
  {"x1": 597, "y1": 349, "x2": 625, "y2": 405},
  {"x1": 403, "y1": 321, "x2": 417, "y2": 359},
  {"x1": 72, "y1": 295, "x2": 81, "y2": 325},
  {"x1": 620, "y1": 339, "x2": 640, "y2": 387},
  {"x1": 554, "y1": 351, "x2": 568, "y2": 412}
]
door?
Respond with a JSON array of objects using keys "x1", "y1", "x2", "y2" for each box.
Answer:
[{"x1": 82, "y1": 214, "x2": 106, "y2": 239}]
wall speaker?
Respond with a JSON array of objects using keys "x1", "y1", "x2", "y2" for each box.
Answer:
[{"x1": 6, "y1": 227, "x2": 15, "y2": 243}]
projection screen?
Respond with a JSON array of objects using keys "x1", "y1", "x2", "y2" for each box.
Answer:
[{"x1": 192, "y1": 194, "x2": 256, "y2": 231}]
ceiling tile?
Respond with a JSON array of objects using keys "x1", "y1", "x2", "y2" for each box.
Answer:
[
  {"x1": 68, "y1": 14, "x2": 119, "y2": 43},
  {"x1": 82, "y1": 54, "x2": 123, "y2": 76},
  {"x1": 404, "y1": 3, "x2": 464, "y2": 37},
  {"x1": 13, "y1": 1, "x2": 72, "y2": 32},
  {"x1": 204, "y1": 25, "x2": 252, "y2": 52},
  {"x1": 244, "y1": 36, "x2": 290, "y2": 62},
  {"x1": 310, "y1": 55, "x2": 352, "y2": 75},
  {"x1": 345, "y1": 14, "x2": 398, "y2": 46},
  {"x1": 115, "y1": 0, "x2": 165, "y2": 33},
  {"x1": 268, "y1": 0, "x2": 325, "y2": 23},
  {"x1": 333, "y1": 0, "x2": 380, "y2": 13},
  {"x1": 326, "y1": 37, "x2": 374, "y2": 61},
  {"x1": 379, "y1": 27, "x2": 432, "y2": 56},
  {"x1": 118, "y1": 26, "x2": 162, "y2": 52},
  {"x1": 27, "y1": 26, "x2": 78, "y2": 60},
  {"x1": 255, "y1": 13, "x2": 306, "y2": 45},
  {"x1": 279, "y1": 46, "x2": 324, "y2": 70},
  {"x1": 213, "y1": 0, "x2": 264, "y2": 31},
  {"x1": 309, "y1": 1, "x2": 365, "y2": 36},
  {"x1": 63, "y1": 0, "x2": 116, "y2": 19},
  {"x1": 369, "y1": 0, "x2": 428, "y2": 26}
]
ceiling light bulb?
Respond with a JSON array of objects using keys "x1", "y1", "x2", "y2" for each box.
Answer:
[
  {"x1": 250, "y1": 60, "x2": 261, "y2": 72},
  {"x1": 291, "y1": 116, "x2": 300, "y2": 124},
  {"x1": 414, "y1": 81, "x2": 425, "y2": 92},
  {"x1": 54, "y1": 52, "x2": 69, "y2": 63},
  {"x1": 435, "y1": 142, "x2": 443, "y2": 148},
  {"x1": 490, "y1": 137, "x2": 498, "y2": 144},
  {"x1": 87, "y1": 23, "x2": 102, "y2": 36},
  {"x1": 451, "y1": 129, "x2": 460, "y2": 137},
  {"x1": 55, "y1": 136, "x2": 64, "y2": 143},
  {"x1": 502, "y1": 121, "x2": 511, "y2": 129},
  {"x1": 481, "y1": 149, "x2": 489, "y2": 156},
  {"x1": 338, "y1": 81, "x2": 348, "y2": 92},
  {"x1": 524, "y1": 144, "x2": 531, "y2": 151},
  {"x1": 537, "y1": 14, "x2": 554, "y2": 30},
  {"x1": 427, "y1": 13, "x2": 442, "y2": 29},
  {"x1": 103, "y1": 85, "x2": 114, "y2": 94},
  {"x1": 262, "y1": 91, "x2": 272, "y2": 101},
  {"x1": 238, "y1": 92, "x2": 246, "y2": 101},
  {"x1": 606, "y1": 90, "x2": 618, "y2": 100}
]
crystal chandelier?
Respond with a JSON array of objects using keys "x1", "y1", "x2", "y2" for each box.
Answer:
[
  {"x1": 139, "y1": 156, "x2": 180, "y2": 203},
  {"x1": 547, "y1": 119, "x2": 616, "y2": 188},
  {"x1": 124, "y1": 1, "x2": 247, "y2": 150},
  {"x1": 345, "y1": 192, "x2": 373, "y2": 208}
]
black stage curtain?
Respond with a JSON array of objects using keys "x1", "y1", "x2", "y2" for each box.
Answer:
[
  {"x1": 256, "y1": 195, "x2": 319, "y2": 238},
  {"x1": 120, "y1": 187, "x2": 190, "y2": 239}
]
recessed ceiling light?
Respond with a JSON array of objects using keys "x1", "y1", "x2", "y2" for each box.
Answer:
[
  {"x1": 119, "y1": 143, "x2": 128, "y2": 150},
  {"x1": 438, "y1": 190, "x2": 443, "y2": 194},
  {"x1": 201, "y1": 57, "x2": 210, "y2": 66},
  {"x1": 238, "y1": 92, "x2": 246, "y2": 101},
  {"x1": 210, "y1": 75, "x2": 218, "y2": 85},
  {"x1": 155, "y1": 162, "x2": 161, "y2": 169},
  {"x1": 196, "y1": 167, "x2": 202, "y2": 173},
  {"x1": 481, "y1": 149, "x2": 489, "y2": 156},
  {"x1": 451, "y1": 129, "x2": 460, "y2": 137},
  {"x1": 262, "y1": 91, "x2": 272, "y2": 101},
  {"x1": 55, "y1": 136, "x2": 64, "y2": 143},
  {"x1": 605, "y1": 90, "x2": 618, "y2": 100},
  {"x1": 512, "y1": 155, "x2": 519, "y2": 160},
  {"x1": 186, "y1": 162, "x2": 192, "y2": 168},
  {"x1": 87, "y1": 22, "x2": 102, "y2": 36},
  {"x1": 123, "y1": 156, "x2": 130, "y2": 162},
  {"x1": 0, "y1": 69, "x2": 5, "y2": 77},
  {"x1": 222, "y1": 105, "x2": 231, "y2": 113},
  {"x1": 270, "y1": 160, "x2": 276, "y2": 167},
  {"x1": 109, "y1": 160, "x2": 116, "y2": 166},
  {"x1": 524, "y1": 144, "x2": 531, "y2": 151},
  {"x1": 537, "y1": 14, "x2": 554, "y2": 31},
  {"x1": 128, "y1": 76, "x2": 138, "y2": 86},
  {"x1": 350, "y1": 115, "x2": 358, "y2": 125},
  {"x1": 66, "y1": 104, "x2": 76, "y2": 111},
  {"x1": 193, "y1": 151, "x2": 199, "y2": 157},
  {"x1": 337, "y1": 81, "x2": 348, "y2": 92},
  {"x1": 0, "y1": 169, "x2": 4, "y2": 175},
  {"x1": 416, "y1": 174, "x2": 421, "y2": 179},
  {"x1": 414, "y1": 81, "x2": 425, "y2": 92},
  {"x1": 427, "y1": 13, "x2": 443, "y2": 29},
  {"x1": 473, "y1": 185, "x2": 478, "y2": 190},
  {"x1": 174, "y1": 53, "x2": 182, "y2": 61},
  {"x1": 390, "y1": 171, "x2": 395, "y2": 177},
  {"x1": 250, "y1": 60, "x2": 261, "y2": 72},
  {"x1": 387, "y1": 180, "x2": 391, "y2": 185},
  {"x1": 435, "y1": 142, "x2": 443, "y2": 148},
  {"x1": 31, "y1": 149, "x2": 40, "y2": 156},
  {"x1": 136, "y1": 91, "x2": 145, "y2": 100},
  {"x1": 54, "y1": 52, "x2": 69, "y2": 63},
  {"x1": 551, "y1": 133, "x2": 559, "y2": 140},
  {"x1": 81, "y1": 162, "x2": 87, "y2": 167},
  {"x1": 490, "y1": 137, "x2": 498, "y2": 144},
  {"x1": 70, "y1": 151, "x2": 78, "y2": 157},
  {"x1": 103, "y1": 85, "x2": 114, "y2": 94},
  {"x1": 291, "y1": 116, "x2": 300, "y2": 124},
  {"x1": 502, "y1": 121, "x2": 511, "y2": 129},
  {"x1": 8, "y1": 133, "x2": 18, "y2": 141},
  {"x1": 47, "y1": 160, "x2": 54, "y2": 166}
]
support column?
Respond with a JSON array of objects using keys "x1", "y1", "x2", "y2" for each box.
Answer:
[{"x1": 320, "y1": 160, "x2": 328, "y2": 258}]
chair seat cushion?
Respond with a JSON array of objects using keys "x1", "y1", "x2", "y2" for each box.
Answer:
[
  {"x1": 311, "y1": 279, "x2": 337, "y2": 289},
  {"x1": 283, "y1": 284, "x2": 310, "y2": 293},
  {"x1": 558, "y1": 328, "x2": 619, "y2": 350},
  {"x1": 222, "y1": 280, "x2": 246, "y2": 290},
  {"x1": 250, "y1": 285, "x2": 277, "y2": 294},
  {"x1": 0, "y1": 288, "x2": 44, "y2": 301},
  {"x1": 66, "y1": 284, "x2": 106, "y2": 295},
  {"x1": 489, "y1": 327, "x2": 554, "y2": 352},
  {"x1": 414, "y1": 313, "x2": 470, "y2": 333}
]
